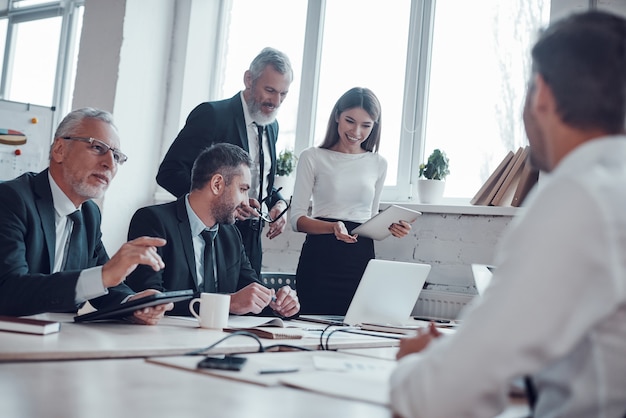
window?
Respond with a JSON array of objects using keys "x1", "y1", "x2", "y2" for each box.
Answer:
[
  {"x1": 212, "y1": 0, "x2": 551, "y2": 202},
  {"x1": 0, "y1": 0, "x2": 84, "y2": 124},
  {"x1": 315, "y1": 0, "x2": 411, "y2": 188},
  {"x1": 423, "y1": 0, "x2": 550, "y2": 199},
  {"x1": 219, "y1": 0, "x2": 307, "y2": 155},
  {"x1": 8, "y1": 16, "x2": 62, "y2": 105}
]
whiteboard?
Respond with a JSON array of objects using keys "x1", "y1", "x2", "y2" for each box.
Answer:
[{"x1": 0, "y1": 100, "x2": 55, "y2": 181}]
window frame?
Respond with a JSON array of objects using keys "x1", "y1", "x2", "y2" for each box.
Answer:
[{"x1": 0, "y1": 0, "x2": 84, "y2": 127}]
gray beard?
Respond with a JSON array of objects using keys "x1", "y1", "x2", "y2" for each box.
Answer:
[{"x1": 246, "y1": 98, "x2": 277, "y2": 126}]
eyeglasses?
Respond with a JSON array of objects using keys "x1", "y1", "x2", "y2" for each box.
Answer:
[
  {"x1": 256, "y1": 188, "x2": 291, "y2": 223},
  {"x1": 62, "y1": 137, "x2": 128, "y2": 165}
]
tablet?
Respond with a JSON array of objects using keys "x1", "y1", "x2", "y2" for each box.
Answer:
[
  {"x1": 73, "y1": 289, "x2": 195, "y2": 322},
  {"x1": 350, "y1": 205, "x2": 421, "y2": 241}
]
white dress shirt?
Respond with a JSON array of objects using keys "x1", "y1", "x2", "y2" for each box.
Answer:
[
  {"x1": 390, "y1": 136, "x2": 626, "y2": 418},
  {"x1": 240, "y1": 91, "x2": 271, "y2": 204},
  {"x1": 184, "y1": 195, "x2": 219, "y2": 288},
  {"x1": 48, "y1": 173, "x2": 107, "y2": 303}
]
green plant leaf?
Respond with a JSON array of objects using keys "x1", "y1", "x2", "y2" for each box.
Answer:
[
  {"x1": 419, "y1": 149, "x2": 449, "y2": 180},
  {"x1": 276, "y1": 149, "x2": 298, "y2": 176}
]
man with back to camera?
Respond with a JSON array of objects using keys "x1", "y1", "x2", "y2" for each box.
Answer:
[
  {"x1": 0, "y1": 107, "x2": 172, "y2": 323},
  {"x1": 390, "y1": 10, "x2": 626, "y2": 418},
  {"x1": 128, "y1": 143, "x2": 299, "y2": 318},
  {"x1": 157, "y1": 47, "x2": 293, "y2": 278}
]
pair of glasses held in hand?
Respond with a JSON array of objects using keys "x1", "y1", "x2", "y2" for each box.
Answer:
[{"x1": 255, "y1": 188, "x2": 291, "y2": 223}]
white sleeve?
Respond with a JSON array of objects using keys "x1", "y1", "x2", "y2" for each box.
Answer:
[
  {"x1": 371, "y1": 155, "x2": 387, "y2": 217},
  {"x1": 290, "y1": 148, "x2": 315, "y2": 231},
  {"x1": 390, "y1": 178, "x2": 623, "y2": 417},
  {"x1": 74, "y1": 266, "x2": 107, "y2": 303}
]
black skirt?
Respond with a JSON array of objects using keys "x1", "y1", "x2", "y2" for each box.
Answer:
[{"x1": 295, "y1": 219, "x2": 374, "y2": 315}]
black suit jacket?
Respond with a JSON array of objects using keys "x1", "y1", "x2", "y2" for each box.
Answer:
[
  {"x1": 125, "y1": 197, "x2": 261, "y2": 316},
  {"x1": 0, "y1": 170, "x2": 134, "y2": 316},
  {"x1": 156, "y1": 93, "x2": 284, "y2": 208}
]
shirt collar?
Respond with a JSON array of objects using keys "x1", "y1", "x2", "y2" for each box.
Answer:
[
  {"x1": 184, "y1": 194, "x2": 219, "y2": 236},
  {"x1": 552, "y1": 135, "x2": 626, "y2": 178},
  {"x1": 48, "y1": 171, "x2": 81, "y2": 217}
]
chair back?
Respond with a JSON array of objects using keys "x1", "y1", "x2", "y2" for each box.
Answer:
[{"x1": 260, "y1": 272, "x2": 296, "y2": 291}]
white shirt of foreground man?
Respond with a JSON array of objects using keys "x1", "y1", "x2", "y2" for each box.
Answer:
[{"x1": 390, "y1": 10, "x2": 626, "y2": 418}]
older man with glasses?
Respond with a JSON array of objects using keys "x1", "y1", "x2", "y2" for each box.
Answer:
[{"x1": 0, "y1": 107, "x2": 173, "y2": 323}]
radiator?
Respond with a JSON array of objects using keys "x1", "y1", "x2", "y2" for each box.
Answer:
[{"x1": 412, "y1": 289, "x2": 475, "y2": 320}]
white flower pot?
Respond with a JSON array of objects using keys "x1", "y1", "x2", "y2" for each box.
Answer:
[
  {"x1": 418, "y1": 179, "x2": 445, "y2": 204},
  {"x1": 273, "y1": 175, "x2": 295, "y2": 198}
]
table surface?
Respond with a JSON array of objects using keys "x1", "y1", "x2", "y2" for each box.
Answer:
[
  {"x1": 0, "y1": 314, "x2": 529, "y2": 418},
  {"x1": 0, "y1": 313, "x2": 399, "y2": 361},
  {"x1": 0, "y1": 351, "x2": 529, "y2": 418},
  {"x1": 0, "y1": 357, "x2": 393, "y2": 418}
]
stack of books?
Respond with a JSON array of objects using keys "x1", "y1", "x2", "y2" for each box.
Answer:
[
  {"x1": 470, "y1": 146, "x2": 539, "y2": 207},
  {"x1": 0, "y1": 316, "x2": 60, "y2": 335}
]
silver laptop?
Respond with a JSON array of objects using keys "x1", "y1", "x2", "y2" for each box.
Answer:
[
  {"x1": 471, "y1": 264, "x2": 495, "y2": 295},
  {"x1": 299, "y1": 259, "x2": 431, "y2": 326}
]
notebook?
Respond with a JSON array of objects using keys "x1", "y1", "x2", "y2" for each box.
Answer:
[
  {"x1": 299, "y1": 259, "x2": 431, "y2": 327},
  {"x1": 471, "y1": 264, "x2": 495, "y2": 295}
]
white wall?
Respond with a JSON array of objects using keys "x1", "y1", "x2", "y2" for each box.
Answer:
[{"x1": 74, "y1": 0, "x2": 176, "y2": 252}]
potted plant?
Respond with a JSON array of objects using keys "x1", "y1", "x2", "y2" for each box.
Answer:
[
  {"x1": 274, "y1": 148, "x2": 298, "y2": 197},
  {"x1": 417, "y1": 149, "x2": 450, "y2": 204}
]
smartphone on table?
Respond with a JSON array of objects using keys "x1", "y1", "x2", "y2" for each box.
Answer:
[{"x1": 197, "y1": 355, "x2": 247, "y2": 371}]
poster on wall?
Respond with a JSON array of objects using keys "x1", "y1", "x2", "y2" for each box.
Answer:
[{"x1": 0, "y1": 100, "x2": 55, "y2": 181}]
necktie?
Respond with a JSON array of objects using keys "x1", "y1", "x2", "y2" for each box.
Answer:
[
  {"x1": 63, "y1": 210, "x2": 86, "y2": 270},
  {"x1": 256, "y1": 123, "x2": 265, "y2": 202},
  {"x1": 200, "y1": 229, "x2": 217, "y2": 293}
]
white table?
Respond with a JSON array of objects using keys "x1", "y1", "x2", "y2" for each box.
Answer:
[
  {"x1": 0, "y1": 358, "x2": 392, "y2": 418},
  {"x1": 0, "y1": 314, "x2": 399, "y2": 361}
]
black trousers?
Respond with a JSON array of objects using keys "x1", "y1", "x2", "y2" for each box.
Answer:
[
  {"x1": 236, "y1": 218, "x2": 264, "y2": 278},
  {"x1": 295, "y1": 219, "x2": 374, "y2": 315}
]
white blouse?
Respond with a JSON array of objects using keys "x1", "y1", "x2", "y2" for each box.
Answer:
[{"x1": 290, "y1": 147, "x2": 387, "y2": 230}]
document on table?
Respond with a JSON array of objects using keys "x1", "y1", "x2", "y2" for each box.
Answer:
[
  {"x1": 280, "y1": 356, "x2": 395, "y2": 406},
  {"x1": 225, "y1": 316, "x2": 304, "y2": 339}
]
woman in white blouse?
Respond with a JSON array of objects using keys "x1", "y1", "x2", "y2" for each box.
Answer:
[{"x1": 290, "y1": 87, "x2": 411, "y2": 315}]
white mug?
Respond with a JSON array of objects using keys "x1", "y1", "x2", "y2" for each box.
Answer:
[{"x1": 188, "y1": 293, "x2": 230, "y2": 330}]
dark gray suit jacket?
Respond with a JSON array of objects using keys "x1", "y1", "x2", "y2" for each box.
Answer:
[
  {"x1": 156, "y1": 92, "x2": 284, "y2": 208},
  {"x1": 125, "y1": 197, "x2": 261, "y2": 316},
  {"x1": 0, "y1": 170, "x2": 134, "y2": 316}
]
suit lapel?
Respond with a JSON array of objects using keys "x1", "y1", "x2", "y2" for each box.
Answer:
[
  {"x1": 175, "y1": 198, "x2": 200, "y2": 291},
  {"x1": 229, "y1": 94, "x2": 250, "y2": 152},
  {"x1": 32, "y1": 170, "x2": 57, "y2": 270}
]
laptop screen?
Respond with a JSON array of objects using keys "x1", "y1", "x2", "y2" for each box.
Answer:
[
  {"x1": 298, "y1": 260, "x2": 431, "y2": 327},
  {"x1": 471, "y1": 264, "x2": 495, "y2": 296},
  {"x1": 342, "y1": 259, "x2": 431, "y2": 326}
]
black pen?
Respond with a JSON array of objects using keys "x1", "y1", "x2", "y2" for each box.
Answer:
[
  {"x1": 413, "y1": 316, "x2": 451, "y2": 324},
  {"x1": 258, "y1": 368, "x2": 299, "y2": 374}
]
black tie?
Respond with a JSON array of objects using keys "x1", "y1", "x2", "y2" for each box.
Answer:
[
  {"x1": 63, "y1": 210, "x2": 86, "y2": 270},
  {"x1": 200, "y1": 229, "x2": 217, "y2": 293},
  {"x1": 256, "y1": 123, "x2": 265, "y2": 203}
]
